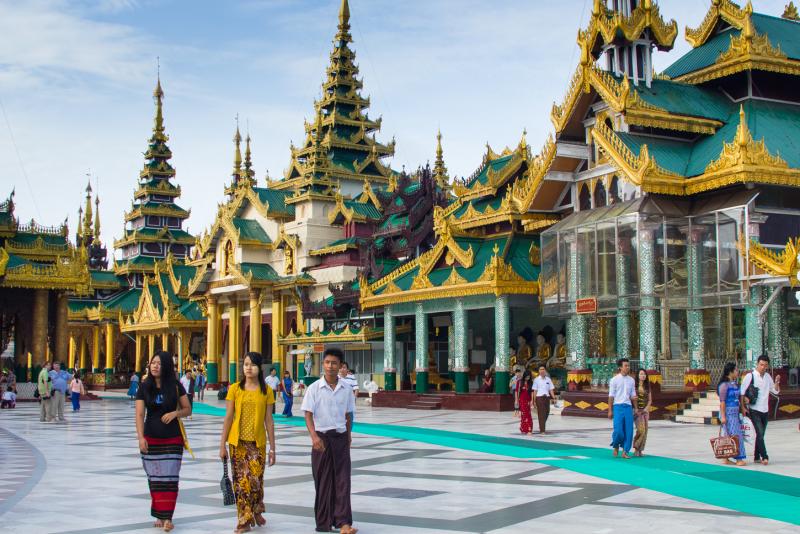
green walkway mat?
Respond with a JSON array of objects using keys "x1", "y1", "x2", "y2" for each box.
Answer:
[{"x1": 191, "y1": 403, "x2": 800, "y2": 525}]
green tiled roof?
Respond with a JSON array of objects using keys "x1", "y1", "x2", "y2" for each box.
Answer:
[
  {"x1": 344, "y1": 200, "x2": 382, "y2": 220},
  {"x1": 752, "y1": 13, "x2": 800, "y2": 60},
  {"x1": 68, "y1": 300, "x2": 96, "y2": 313},
  {"x1": 664, "y1": 13, "x2": 800, "y2": 80},
  {"x1": 378, "y1": 213, "x2": 408, "y2": 231},
  {"x1": 663, "y1": 28, "x2": 735, "y2": 79},
  {"x1": 6, "y1": 253, "x2": 29, "y2": 269},
  {"x1": 141, "y1": 178, "x2": 179, "y2": 190},
  {"x1": 90, "y1": 270, "x2": 125, "y2": 287},
  {"x1": 10, "y1": 232, "x2": 68, "y2": 247},
  {"x1": 374, "y1": 235, "x2": 540, "y2": 296},
  {"x1": 170, "y1": 264, "x2": 196, "y2": 285},
  {"x1": 467, "y1": 154, "x2": 515, "y2": 187},
  {"x1": 103, "y1": 289, "x2": 142, "y2": 313},
  {"x1": 633, "y1": 78, "x2": 731, "y2": 122},
  {"x1": 253, "y1": 187, "x2": 295, "y2": 216},
  {"x1": 618, "y1": 99, "x2": 800, "y2": 177},
  {"x1": 133, "y1": 201, "x2": 189, "y2": 215},
  {"x1": 233, "y1": 218, "x2": 271, "y2": 244},
  {"x1": 240, "y1": 262, "x2": 280, "y2": 281},
  {"x1": 120, "y1": 255, "x2": 157, "y2": 266},
  {"x1": 178, "y1": 300, "x2": 203, "y2": 321}
]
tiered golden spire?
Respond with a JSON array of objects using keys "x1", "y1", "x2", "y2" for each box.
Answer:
[
  {"x1": 94, "y1": 194, "x2": 101, "y2": 242},
  {"x1": 336, "y1": 0, "x2": 351, "y2": 41},
  {"x1": 232, "y1": 122, "x2": 243, "y2": 180},
  {"x1": 433, "y1": 130, "x2": 449, "y2": 190},
  {"x1": 82, "y1": 181, "x2": 93, "y2": 240},
  {"x1": 152, "y1": 75, "x2": 166, "y2": 142}
]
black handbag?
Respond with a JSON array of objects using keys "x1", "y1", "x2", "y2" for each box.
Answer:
[
  {"x1": 220, "y1": 457, "x2": 236, "y2": 506},
  {"x1": 744, "y1": 375, "x2": 759, "y2": 405}
]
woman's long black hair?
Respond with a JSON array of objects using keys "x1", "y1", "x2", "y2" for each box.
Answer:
[
  {"x1": 717, "y1": 361, "x2": 737, "y2": 389},
  {"x1": 141, "y1": 351, "x2": 179, "y2": 409},
  {"x1": 239, "y1": 351, "x2": 267, "y2": 395},
  {"x1": 520, "y1": 370, "x2": 533, "y2": 395},
  {"x1": 636, "y1": 369, "x2": 650, "y2": 394}
]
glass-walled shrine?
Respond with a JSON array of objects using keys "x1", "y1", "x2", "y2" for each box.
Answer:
[{"x1": 540, "y1": 191, "x2": 779, "y2": 377}]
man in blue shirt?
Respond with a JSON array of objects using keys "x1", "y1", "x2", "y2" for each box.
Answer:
[{"x1": 49, "y1": 362, "x2": 70, "y2": 422}]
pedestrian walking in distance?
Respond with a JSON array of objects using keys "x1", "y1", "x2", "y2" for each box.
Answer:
[
  {"x1": 718, "y1": 362, "x2": 747, "y2": 467},
  {"x1": 219, "y1": 352, "x2": 276, "y2": 533},
  {"x1": 532, "y1": 365, "x2": 556, "y2": 434},
  {"x1": 301, "y1": 348, "x2": 358, "y2": 534},
  {"x1": 608, "y1": 358, "x2": 637, "y2": 459},
  {"x1": 633, "y1": 369, "x2": 652, "y2": 456}
]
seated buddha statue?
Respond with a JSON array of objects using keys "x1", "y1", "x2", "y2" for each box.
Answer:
[
  {"x1": 548, "y1": 332, "x2": 567, "y2": 369},
  {"x1": 532, "y1": 333, "x2": 550, "y2": 370}
]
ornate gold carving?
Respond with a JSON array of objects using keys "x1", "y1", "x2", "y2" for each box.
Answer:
[
  {"x1": 705, "y1": 106, "x2": 788, "y2": 174},
  {"x1": 784, "y1": 1, "x2": 800, "y2": 20},
  {"x1": 551, "y1": 66, "x2": 587, "y2": 133},
  {"x1": 685, "y1": 0, "x2": 751, "y2": 48},
  {"x1": 580, "y1": 0, "x2": 677, "y2": 53},
  {"x1": 591, "y1": 120, "x2": 683, "y2": 194},
  {"x1": 738, "y1": 235, "x2": 800, "y2": 285},
  {"x1": 441, "y1": 266, "x2": 467, "y2": 286}
]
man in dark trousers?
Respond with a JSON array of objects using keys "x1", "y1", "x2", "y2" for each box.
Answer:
[{"x1": 301, "y1": 348, "x2": 357, "y2": 533}]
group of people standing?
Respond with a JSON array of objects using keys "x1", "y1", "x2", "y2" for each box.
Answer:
[
  {"x1": 36, "y1": 361, "x2": 86, "y2": 421},
  {"x1": 135, "y1": 348, "x2": 358, "y2": 534}
]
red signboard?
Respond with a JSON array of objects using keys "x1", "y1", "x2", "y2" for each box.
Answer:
[
  {"x1": 313, "y1": 344, "x2": 325, "y2": 353},
  {"x1": 576, "y1": 297, "x2": 597, "y2": 314}
]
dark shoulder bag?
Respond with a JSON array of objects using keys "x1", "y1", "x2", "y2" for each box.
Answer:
[
  {"x1": 221, "y1": 457, "x2": 236, "y2": 506},
  {"x1": 744, "y1": 374, "x2": 759, "y2": 405}
]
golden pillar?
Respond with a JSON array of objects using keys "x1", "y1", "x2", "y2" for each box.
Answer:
[
  {"x1": 68, "y1": 334, "x2": 76, "y2": 370},
  {"x1": 161, "y1": 333, "x2": 169, "y2": 353},
  {"x1": 104, "y1": 322, "x2": 115, "y2": 378},
  {"x1": 91, "y1": 325, "x2": 101, "y2": 372},
  {"x1": 296, "y1": 301, "x2": 304, "y2": 335},
  {"x1": 249, "y1": 290, "x2": 262, "y2": 355},
  {"x1": 31, "y1": 289, "x2": 49, "y2": 368},
  {"x1": 135, "y1": 334, "x2": 144, "y2": 374},
  {"x1": 147, "y1": 334, "x2": 156, "y2": 360},
  {"x1": 271, "y1": 293, "x2": 285, "y2": 371},
  {"x1": 207, "y1": 297, "x2": 220, "y2": 384},
  {"x1": 228, "y1": 301, "x2": 241, "y2": 382},
  {"x1": 55, "y1": 292, "x2": 69, "y2": 363},
  {"x1": 79, "y1": 334, "x2": 88, "y2": 371}
]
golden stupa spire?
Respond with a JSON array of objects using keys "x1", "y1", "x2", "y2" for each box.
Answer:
[
  {"x1": 433, "y1": 130, "x2": 449, "y2": 190},
  {"x1": 153, "y1": 70, "x2": 165, "y2": 139},
  {"x1": 76, "y1": 205, "x2": 83, "y2": 241},
  {"x1": 82, "y1": 180, "x2": 93, "y2": 239},
  {"x1": 243, "y1": 131, "x2": 256, "y2": 185},
  {"x1": 232, "y1": 117, "x2": 243, "y2": 180},
  {"x1": 93, "y1": 193, "x2": 101, "y2": 242},
  {"x1": 335, "y1": 0, "x2": 352, "y2": 42},
  {"x1": 784, "y1": 2, "x2": 800, "y2": 20}
]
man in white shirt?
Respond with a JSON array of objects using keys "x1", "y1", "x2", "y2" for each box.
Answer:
[
  {"x1": 301, "y1": 348, "x2": 357, "y2": 534},
  {"x1": 265, "y1": 368, "x2": 280, "y2": 414},
  {"x1": 740, "y1": 354, "x2": 781, "y2": 465},
  {"x1": 532, "y1": 365, "x2": 556, "y2": 434},
  {"x1": 607, "y1": 358, "x2": 637, "y2": 459}
]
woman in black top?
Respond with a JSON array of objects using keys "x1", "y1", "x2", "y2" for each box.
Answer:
[{"x1": 135, "y1": 351, "x2": 191, "y2": 532}]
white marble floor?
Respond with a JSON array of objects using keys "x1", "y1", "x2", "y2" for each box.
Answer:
[{"x1": 1, "y1": 396, "x2": 799, "y2": 533}]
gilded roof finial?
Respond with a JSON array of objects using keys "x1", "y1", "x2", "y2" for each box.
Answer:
[
  {"x1": 339, "y1": 0, "x2": 350, "y2": 28},
  {"x1": 94, "y1": 193, "x2": 101, "y2": 242},
  {"x1": 83, "y1": 179, "x2": 93, "y2": 240},
  {"x1": 77, "y1": 205, "x2": 83, "y2": 241},
  {"x1": 433, "y1": 130, "x2": 449, "y2": 190},
  {"x1": 153, "y1": 61, "x2": 165, "y2": 137},
  {"x1": 232, "y1": 116, "x2": 243, "y2": 180},
  {"x1": 244, "y1": 131, "x2": 254, "y2": 181},
  {"x1": 783, "y1": 1, "x2": 799, "y2": 20},
  {"x1": 736, "y1": 105, "x2": 750, "y2": 148}
]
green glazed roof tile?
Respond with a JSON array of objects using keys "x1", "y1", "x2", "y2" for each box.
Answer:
[{"x1": 233, "y1": 218, "x2": 271, "y2": 243}]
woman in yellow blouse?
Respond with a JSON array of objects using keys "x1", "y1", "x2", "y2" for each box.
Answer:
[{"x1": 219, "y1": 352, "x2": 276, "y2": 533}]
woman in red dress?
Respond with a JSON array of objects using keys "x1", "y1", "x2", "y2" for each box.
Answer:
[{"x1": 518, "y1": 371, "x2": 534, "y2": 435}]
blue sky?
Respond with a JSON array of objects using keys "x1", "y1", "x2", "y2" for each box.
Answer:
[{"x1": 0, "y1": 0, "x2": 792, "y2": 248}]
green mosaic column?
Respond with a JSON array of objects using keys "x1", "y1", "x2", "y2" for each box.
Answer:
[
  {"x1": 767, "y1": 287, "x2": 788, "y2": 366},
  {"x1": 453, "y1": 299, "x2": 469, "y2": 393},
  {"x1": 616, "y1": 238, "x2": 632, "y2": 359},
  {"x1": 206, "y1": 362, "x2": 218, "y2": 385},
  {"x1": 494, "y1": 295, "x2": 510, "y2": 394},
  {"x1": 415, "y1": 302, "x2": 429, "y2": 393},
  {"x1": 638, "y1": 227, "x2": 658, "y2": 369},
  {"x1": 566, "y1": 234, "x2": 588, "y2": 368},
  {"x1": 745, "y1": 286, "x2": 763, "y2": 371},
  {"x1": 686, "y1": 227, "x2": 705, "y2": 369},
  {"x1": 383, "y1": 306, "x2": 397, "y2": 391}
]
